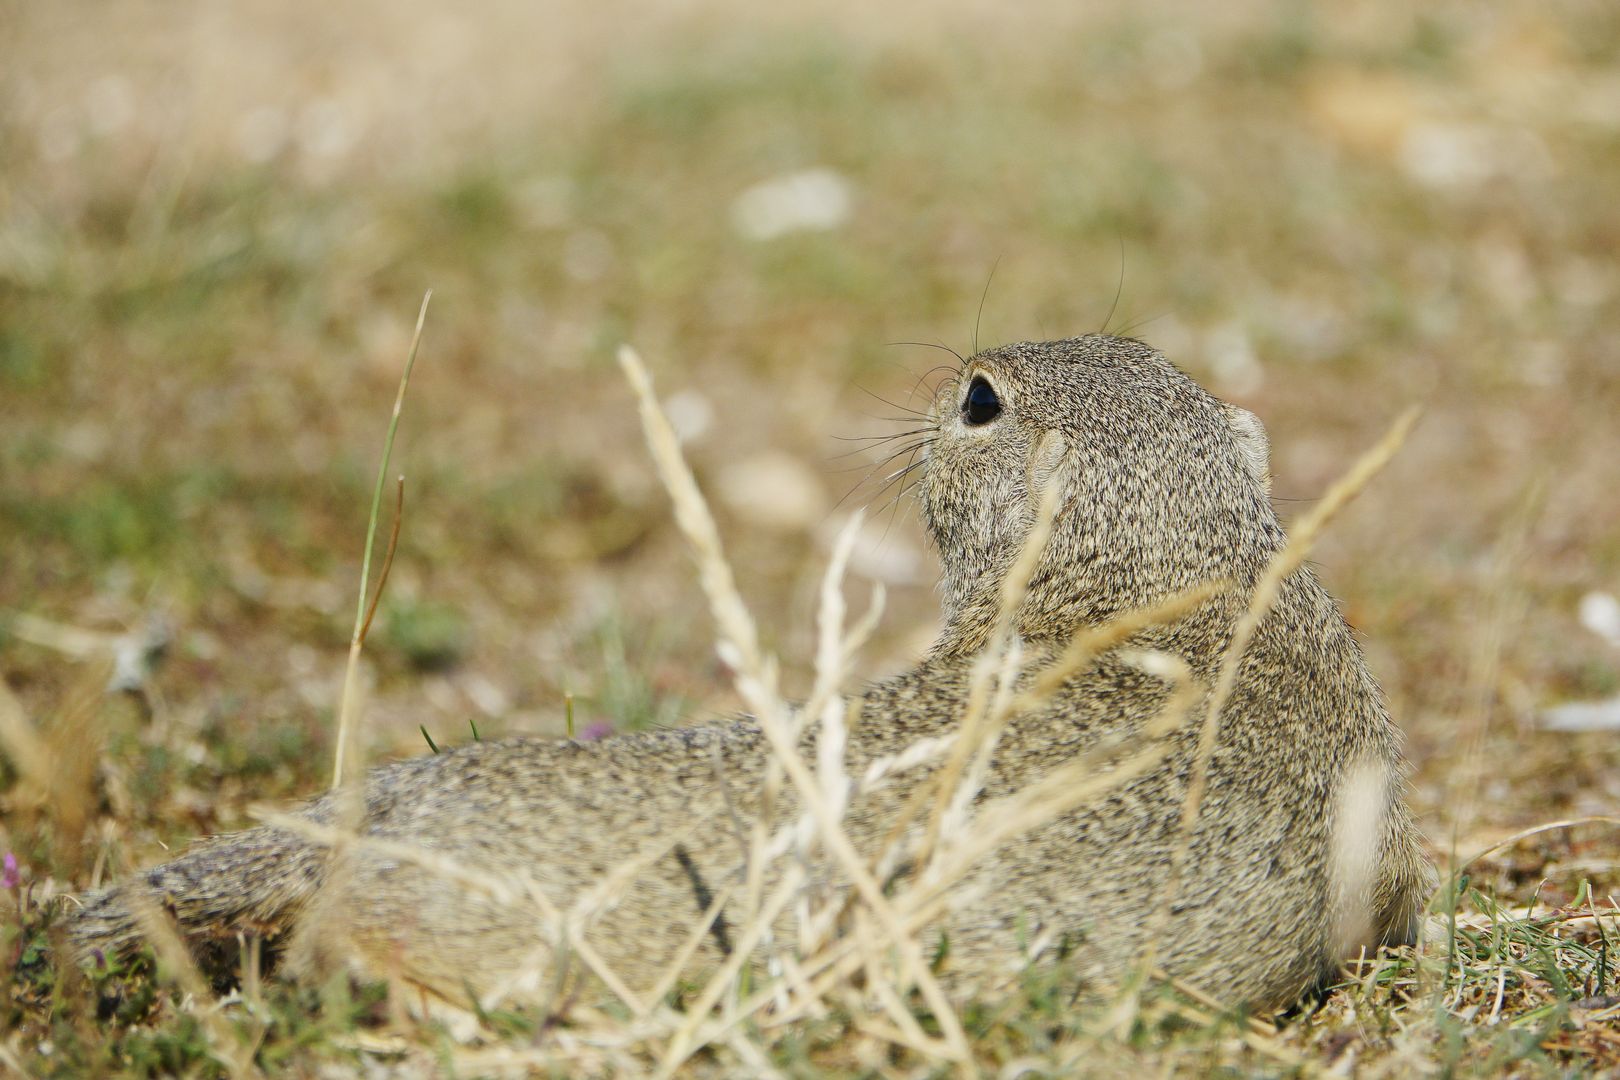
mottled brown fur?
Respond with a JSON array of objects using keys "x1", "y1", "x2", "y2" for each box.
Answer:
[{"x1": 71, "y1": 336, "x2": 1431, "y2": 1010}]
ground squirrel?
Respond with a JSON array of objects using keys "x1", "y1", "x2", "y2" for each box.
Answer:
[{"x1": 71, "y1": 336, "x2": 1431, "y2": 1012}]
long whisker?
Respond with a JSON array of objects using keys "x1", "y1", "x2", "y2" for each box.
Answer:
[
  {"x1": 1113, "y1": 311, "x2": 1168, "y2": 340},
  {"x1": 856, "y1": 385, "x2": 931, "y2": 420},
  {"x1": 826, "y1": 440, "x2": 932, "y2": 470},
  {"x1": 849, "y1": 439, "x2": 933, "y2": 482},
  {"x1": 865, "y1": 456, "x2": 926, "y2": 516},
  {"x1": 832, "y1": 438, "x2": 934, "y2": 512},
  {"x1": 844, "y1": 413, "x2": 937, "y2": 428},
  {"x1": 830, "y1": 427, "x2": 936, "y2": 444},
  {"x1": 884, "y1": 341, "x2": 966, "y2": 365},
  {"x1": 974, "y1": 257, "x2": 1002, "y2": 356},
  {"x1": 827, "y1": 429, "x2": 937, "y2": 462},
  {"x1": 1099, "y1": 234, "x2": 1126, "y2": 335},
  {"x1": 876, "y1": 454, "x2": 929, "y2": 542},
  {"x1": 905, "y1": 363, "x2": 962, "y2": 408}
]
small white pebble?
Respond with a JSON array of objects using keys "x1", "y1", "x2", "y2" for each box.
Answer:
[
  {"x1": 716, "y1": 452, "x2": 825, "y2": 531},
  {"x1": 1579, "y1": 591, "x2": 1620, "y2": 649},
  {"x1": 1542, "y1": 695, "x2": 1620, "y2": 733},
  {"x1": 731, "y1": 168, "x2": 852, "y2": 241},
  {"x1": 1399, "y1": 123, "x2": 1496, "y2": 190},
  {"x1": 297, "y1": 98, "x2": 354, "y2": 162},
  {"x1": 563, "y1": 229, "x2": 614, "y2": 282}
]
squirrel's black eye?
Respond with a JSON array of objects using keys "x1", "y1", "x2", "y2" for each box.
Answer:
[{"x1": 962, "y1": 377, "x2": 1001, "y2": 426}]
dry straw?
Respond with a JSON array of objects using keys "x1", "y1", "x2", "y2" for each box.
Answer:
[{"x1": 619, "y1": 344, "x2": 972, "y2": 1068}]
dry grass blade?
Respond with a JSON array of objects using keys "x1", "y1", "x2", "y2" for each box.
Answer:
[
  {"x1": 1122, "y1": 404, "x2": 1421, "y2": 1022},
  {"x1": 804, "y1": 509, "x2": 884, "y2": 726},
  {"x1": 119, "y1": 872, "x2": 263, "y2": 1079},
  {"x1": 1452, "y1": 816, "x2": 1620, "y2": 882},
  {"x1": 1158, "y1": 998, "x2": 1304, "y2": 1069},
  {"x1": 1023, "y1": 579, "x2": 1227, "y2": 705},
  {"x1": 618, "y1": 344, "x2": 972, "y2": 1067},
  {"x1": 0, "y1": 1041, "x2": 30, "y2": 1079},
  {"x1": 916, "y1": 439, "x2": 1070, "y2": 871},
  {"x1": 357, "y1": 475, "x2": 406, "y2": 645},
  {"x1": 616, "y1": 345, "x2": 764, "y2": 677},
  {"x1": 919, "y1": 738, "x2": 1176, "y2": 901},
  {"x1": 1, "y1": 660, "x2": 110, "y2": 867},
  {"x1": 639, "y1": 881, "x2": 738, "y2": 1018},
  {"x1": 249, "y1": 809, "x2": 651, "y2": 1018},
  {"x1": 0, "y1": 677, "x2": 53, "y2": 793},
  {"x1": 917, "y1": 651, "x2": 1202, "y2": 903},
  {"x1": 660, "y1": 866, "x2": 809, "y2": 1073},
  {"x1": 729, "y1": 697, "x2": 1194, "y2": 1044}
]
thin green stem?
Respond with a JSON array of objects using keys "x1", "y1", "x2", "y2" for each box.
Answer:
[{"x1": 331, "y1": 290, "x2": 431, "y2": 790}]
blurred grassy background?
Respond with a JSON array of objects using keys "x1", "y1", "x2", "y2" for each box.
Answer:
[{"x1": 3, "y1": 0, "x2": 1619, "y2": 931}]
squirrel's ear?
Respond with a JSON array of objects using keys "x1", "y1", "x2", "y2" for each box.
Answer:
[{"x1": 1224, "y1": 405, "x2": 1271, "y2": 495}]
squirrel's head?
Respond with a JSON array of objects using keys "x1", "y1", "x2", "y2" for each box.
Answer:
[{"x1": 917, "y1": 336, "x2": 1284, "y2": 652}]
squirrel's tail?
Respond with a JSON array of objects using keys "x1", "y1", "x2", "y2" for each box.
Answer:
[{"x1": 70, "y1": 823, "x2": 327, "y2": 964}]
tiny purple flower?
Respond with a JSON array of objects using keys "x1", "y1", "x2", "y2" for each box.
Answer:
[
  {"x1": 1, "y1": 852, "x2": 18, "y2": 890},
  {"x1": 580, "y1": 721, "x2": 613, "y2": 742}
]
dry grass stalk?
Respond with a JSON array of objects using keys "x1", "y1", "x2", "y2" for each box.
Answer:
[
  {"x1": 637, "y1": 881, "x2": 738, "y2": 1017},
  {"x1": 616, "y1": 345, "x2": 768, "y2": 680},
  {"x1": 660, "y1": 864, "x2": 809, "y2": 1071},
  {"x1": 0, "y1": 1040, "x2": 29, "y2": 1079},
  {"x1": 0, "y1": 661, "x2": 110, "y2": 869},
  {"x1": 1022, "y1": 579, "x2": 1227, "y2": 706},
  {"x1": 1118, "y1": 405, "x2": 1422, "y2": 1021},
  {"x1": 805, "y1": 508, "x2": 884, "y2": 725},
  {"x1": 918, "y1": 437, "x2": 1071, "y2": 866},
  {"x1": 0, "y1": 677, "x2": 54, "y2": 800},
  {"x1": 935, "y1": 637, "x2": 1023, "y2": 844},
  {"x1": 619, "y1": 344, "x2": 973, "y2": 1067},
  {"x1": 915, "y1": 671, "x2": 1198, "y2": 904},
  {"x1": 734, "y1": 695, "x2": 1200, "y2": 1042},
  {"x1": 249, "y1": 809, "x2": 653, "y2": 1018},
  {"x1": 118, "y1": 872, "x2": 263, "y2": 1079},
  {"x1": 1157, "y1": 997, "x2": 1304, "y2": 1069},
  {"x1": 1453, "y1": 816, "x2": 1620, "y2": 881}
]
